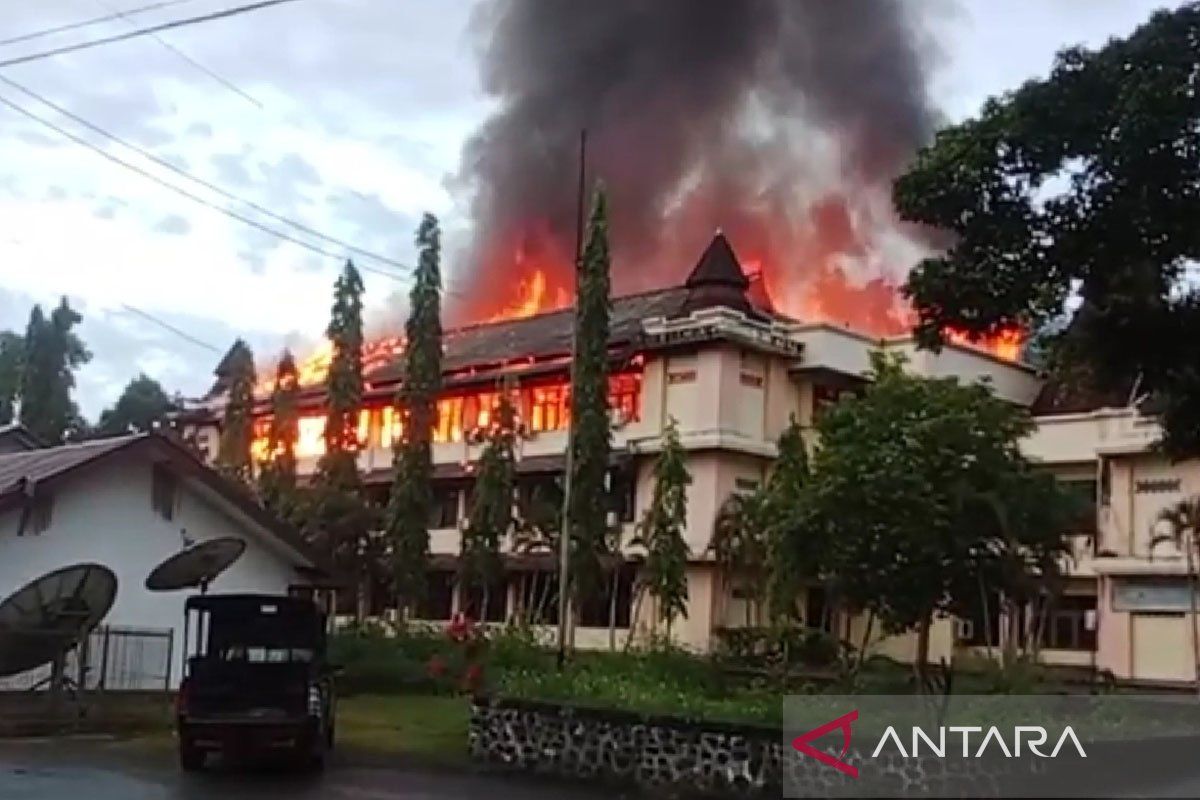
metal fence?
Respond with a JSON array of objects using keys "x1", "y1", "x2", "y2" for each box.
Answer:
[{"x1": 0, "y1": 625, "x2": 173, "y2": 693}]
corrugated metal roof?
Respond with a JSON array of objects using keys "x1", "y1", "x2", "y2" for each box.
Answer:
[{"x1": 0, "y1": 435, "x2": 140, "y2": 492}]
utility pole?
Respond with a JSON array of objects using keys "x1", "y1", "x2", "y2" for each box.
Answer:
[{"x1": 557, "y1": 129, "x2": 587, "y2": 667}]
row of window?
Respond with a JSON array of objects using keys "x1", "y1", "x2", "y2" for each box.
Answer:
[
  {"x1": 251, "y1": 374, "x2": 643, "y2": 461},
  {"x1": 961, "y1": 594, "x2": 1098, "y2": 651},
  {"x1": 359, "y1": 469, "x2": 637, "y2": 529},
  {"x1": 357, "y1": 567, "x2": 637, "y2": 629}
]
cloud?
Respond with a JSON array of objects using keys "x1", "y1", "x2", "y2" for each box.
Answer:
[
  {"x1": 210, "y1": 151, "x2": 253, "y2": 187},
  {"x1": 154, "y1": 213, "x2": 192, "y2": 235}
]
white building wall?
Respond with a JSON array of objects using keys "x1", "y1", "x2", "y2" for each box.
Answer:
[{"x1": 0, "y1": 451, "x2": 305, "y2": 687}]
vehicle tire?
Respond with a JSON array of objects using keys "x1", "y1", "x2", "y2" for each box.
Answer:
[
  {"x1": 326, "y1": 718, "x2": 335, "y2": 750},
  {"x1": 179, "y1": 740, "x2": 205, "y2": 772},
  {"x1": 305, "y1": 738, "x2": 327, "y2": 772}
]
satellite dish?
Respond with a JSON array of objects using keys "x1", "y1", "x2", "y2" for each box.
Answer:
[
  {"x1": 0, "y1": 564, "x2": 118, "y2": 678},
  {"x1": 145, "y1": 537, "x2": 246, "y2": 593}
]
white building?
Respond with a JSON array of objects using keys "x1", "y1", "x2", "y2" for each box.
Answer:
[{"x1": 0, "y1": 432, "x2": 323, "y2": 687}]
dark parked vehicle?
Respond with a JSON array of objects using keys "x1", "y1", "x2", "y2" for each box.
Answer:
[{"x1": 175, "y1": 594, "x2": 336, "y2": 771}]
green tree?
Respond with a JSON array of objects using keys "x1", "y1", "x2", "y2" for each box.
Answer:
[
  {"x1": 460, "y1": 379, "x2": 518, "y2": 616},
  {"x1": 763, "y1": 417, "x2": 813, "y2": 621},
  {"x1": 97, "y1": 373, "x2": 176, "y2": 436},
  {"x1": 386, "y1": 213, "x2": 444, "y2": 613},
  {"x1": 309, "y1": 261, "x2": 373, "y2": 615},
  {"x1": 633, "y1": 417, "x2": 692, "y2": 635},
  {"x1": 216, "y1": 339, "x2": 256, "y2": 483},
  {"x1": 257, "y1": 350, "x2": 301, "y2": 523},
  {"x1": 19, "y1": 298, "x2": 91, "y2": 444},
  {"x1": 893, "y1": 4, "x2": 1200, "y2": 455},
  {"x1": 710, "y1": 417, "x2": 814, "y2": 626},
  {"x1": 711, "y1": 491, "x2": 770, "y2": 626},
  {"x1": 0, "y1": 331, "x2": 23, "y2": 425},
  {"x1": 806, "y1": 352, "x2": 1071, "y2": 681},
  {"x1": 567, "y1": 186, "x2": 614, "y2": 609}
]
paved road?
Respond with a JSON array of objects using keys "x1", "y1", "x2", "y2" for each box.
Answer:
[{"x1": 0, "y1": 738, "x2": 619, "y2": 800}]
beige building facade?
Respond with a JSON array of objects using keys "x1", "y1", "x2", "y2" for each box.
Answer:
[{"x1": 180, "y1": 234, "x2": 1197, "y2": 686}]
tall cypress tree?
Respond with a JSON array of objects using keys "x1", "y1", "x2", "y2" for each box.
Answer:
[
  {"x1": 20, "y1": 298, "x2": 90, "y2": 444},
  {"x1": 0, "y1": 331, "x2": 23, "y2": 426},
  {"x1": 634, "y1": 417, "x2": 692, "y2": 635},
  {"x1": 386, "y1": 214, "x2": 443, "y2": 613},
  {"x1": 217, "y1": 339, "x2": 256, "y2": 483},
  {"x1": 567, "y1": 186, "x2": 613, "y2": 610},
  {"x1": 258, "y1": 349, "x2": 300, "y2": 522},
  {"x1": 310, "y1": 261, "x2": 372, "y2": 603},
  {"x1": 461, "y1": 378, "x2": 517, "y2": 616}
]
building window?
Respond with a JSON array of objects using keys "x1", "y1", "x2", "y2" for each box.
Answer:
[
  {"x1": 734, "y1": 477, "x2": 760, "y2": 494},
  {"x1": 434, "y1": 396, "x2": 465, "y2": 443},
  {"x1": 460, "y1": 575, "x2": 507, "y2": 623},
  {"x1": 959, "y1": 591, "x2": 1001, "y2": 647},
  {"x1": 528, "y1": 385, "x2": 569, "y2": 433},
  {"x1": 1099, "y1": 458, "x2": 1112, "y2": 507},
  {"x1": 609, "y1": 373, "x2": 642, "y2": 423},
  {"x1": 151, "y1": 464, "x2": 177, "y2": 521},
  {"x1": 515, "y1": 571, "x2": 559, "y2": 625},
  {"x1": 417, "y1": 570, "x2": 455, "y2": 621},
  {"x1": 1042, "y1": 595, "x2": 1097, "y2": 651},
  {"x1": 1061, "y1": 479, "x2": 1098, "y2": 535},
  {"x1": 608, "y1": 468, "x2": 636, "y2": 524},
  {"x1": 578, "y1": 564, "x2": 636, "y2": 628},
  {"x1": 429, "y1": 487, "x2": 460, "y2": 530},
  {"x1": 518, "y1": 477, "x2": 561, "y2": 523}
]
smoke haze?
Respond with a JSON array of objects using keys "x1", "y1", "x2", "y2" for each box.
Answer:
[{"x1": 449, "y1": 0, "x2": 945, "y2": 331}]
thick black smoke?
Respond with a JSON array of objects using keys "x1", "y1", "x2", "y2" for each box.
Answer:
[{"x1": 450, "y1": 0, "x2": 941, "y2": 325}]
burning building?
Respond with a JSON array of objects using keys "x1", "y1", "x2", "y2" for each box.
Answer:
[
  {"x1": 175, "y1": 0, "x2": 1200, "y2": 684},
  {"x1": 180, "y1": 233, "x2": 1058, "y2": 660}
]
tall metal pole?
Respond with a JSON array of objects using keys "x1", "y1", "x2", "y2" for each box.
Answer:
[{"x1": 557, "y1": 129, "x2": 587, "y2": 667}]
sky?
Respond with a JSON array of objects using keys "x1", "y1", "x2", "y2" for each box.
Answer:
[{"x1": 0, "y1": 0, "x2": 1184, "y2": 418}]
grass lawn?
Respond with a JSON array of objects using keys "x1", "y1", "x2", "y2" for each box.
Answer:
[{"x1": 336, "y1": 694, "x2": 469, "y2": 764}]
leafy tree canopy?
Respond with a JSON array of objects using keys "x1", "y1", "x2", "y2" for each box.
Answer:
[
  {"x1": 804, "y1": 353, "x2": 1073, "y2": 671},
  {"x1": 97, "y1": 373, "x2": 176, "y2": 436},
  {"x1": 19, "y1": 298, "x2": 91, "y2": 444},
  {"x1": 894, "y1": 4, "x2": 1200, "y2": 455}
]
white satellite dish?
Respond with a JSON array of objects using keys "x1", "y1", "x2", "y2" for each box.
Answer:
[
  {"x1": 145, "y1": 537, "x2": 246, "y2": 593},
  {"x1": 0, "y1": 563, "x2": 117, "y2": 678}
]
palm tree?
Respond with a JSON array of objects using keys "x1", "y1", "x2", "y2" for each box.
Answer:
[
  {"x1": 710, "y1": 492, "x2": 769, "y2": 627},
  {"x1": 1153, "y1": 498, "x2": 1200, "y2": 695}
]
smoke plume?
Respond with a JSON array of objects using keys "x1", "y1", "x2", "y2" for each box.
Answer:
[{"x1": 449, "y1": 0, "x2": 943, "y2": 331}]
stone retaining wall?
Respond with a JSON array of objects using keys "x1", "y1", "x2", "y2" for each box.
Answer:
[
  {"x1": 467, "y1": 696, "x2": 1068, "y2": 798},
  {"x1": 469, "y1": 696, "x2": 783, "y2": 796}
]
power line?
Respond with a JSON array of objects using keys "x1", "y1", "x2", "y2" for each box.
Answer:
[
  {"x1": 93, "y1": 0, "x2": 263, "y2": 109},
  {"x1": 0, "y1": 0, "x2": 200, "y2": 48},
  {"x1": 120, "y1": 303, "x2": 222, "y2": 352},
  {"x1": 0, "y1": 74, "x2": 410, "y2": 271},
  {"x1": 0, "y1": 0, "x2": 304, "y2": 69},
  {"x1": 0, "y1": 91, "x2": 410, "y2": 281}
]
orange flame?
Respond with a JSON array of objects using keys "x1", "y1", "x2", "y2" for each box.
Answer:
[
  {"x1": 256, "y1": 336, "x2": 406, "y2": 394},
  {"x1": 944, "y1": 327, "x2": 1024, "y2": 362},
  {"x1": 488, "y1": 269, "x2": 549, "y2": 322}
]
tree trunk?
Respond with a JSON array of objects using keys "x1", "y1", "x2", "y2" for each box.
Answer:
[
  {"x1": 607, "y1": 567, "x2": 619, "y2": 651},
  {"x1": 914, "y1": 611, "x2": 932, "y2": 690},
  {"x1": 624, "y1": 585, "x2": 646, "y2": 653},
  {"x1": 978, "y1": 576, "x2": 994, "y2": 661},
  {"x1": 856, "y1": 610, "x2": 875, "y2": 673},
  {"x1": 1002, "y1": 599, "x2": 1020, "y2": 669}
]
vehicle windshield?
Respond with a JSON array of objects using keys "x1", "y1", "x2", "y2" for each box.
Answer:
[{"x1": 216, "y1": 645, "x2": 315, "y2": 663}]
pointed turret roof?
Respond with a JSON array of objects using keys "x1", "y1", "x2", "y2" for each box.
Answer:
[{"x1": 685, "y1": 232, "x2": 751, "y2": 290}]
